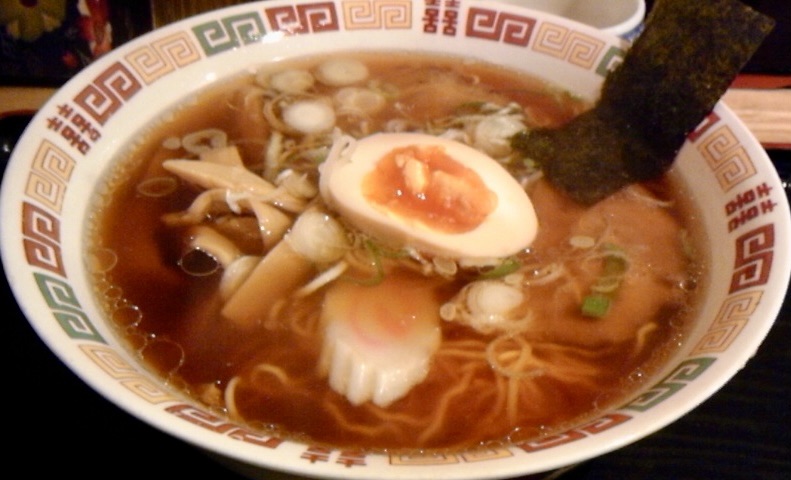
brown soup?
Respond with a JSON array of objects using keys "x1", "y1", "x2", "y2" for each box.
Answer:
[{"x1": 87, "y1": 51, "x2": 706, "y2": 452}]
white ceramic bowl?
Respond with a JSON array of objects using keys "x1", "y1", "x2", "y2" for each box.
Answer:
[{"x1": 2, "y1": 1, "x2": 789, "y2": 479}]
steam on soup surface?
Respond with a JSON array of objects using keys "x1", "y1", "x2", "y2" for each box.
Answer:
[{"x1": 88, "y1": 51, "x2": 706, "y2": 452}]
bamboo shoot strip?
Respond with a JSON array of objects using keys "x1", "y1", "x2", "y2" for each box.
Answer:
[
  {"x1": 512, "y1": 0, "x2": 775, "y2": 205},
  {"x1": 221, "y1": 240, "x2": 314, "y2": 327}
]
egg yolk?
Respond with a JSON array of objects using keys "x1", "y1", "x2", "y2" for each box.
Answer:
[{"x1": 362, "y1": 144, "x2": 497, "y2": 233}]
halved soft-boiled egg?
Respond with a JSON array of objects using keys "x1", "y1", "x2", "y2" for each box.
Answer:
[{"x1": 319, "y1": 132, "x2": 538, "y2": 259}]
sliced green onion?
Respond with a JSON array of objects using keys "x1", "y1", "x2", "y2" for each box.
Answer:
[
  {"x1": 479, "y1": 258, "x2": 521, "y2": 279},
  {"x1": 600, "y1": 244, "x2": 628, "y2": 276},
  {"x1": 346, "y1": 239, "x2": 385, "y2": 286},
  {"x1": 581, "y1": 243, "x2": 628, "y2": 318},
  {"x1": 569, "y1": 235, "x2": 596, "y2": 249},
  {"x1": 375, "y1": 243, "x2": 410, "y2": 259},
  {"x1": 590, "y1": 275, "x2": 621, "y2": 293},
  {"x1": 581, "y1": 293, "x2": 611, "y2": 318}
]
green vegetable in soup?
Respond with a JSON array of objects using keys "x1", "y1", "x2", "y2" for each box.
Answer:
[{"x1": 581, "y1": 244, "x2": 629, "y2": 318}]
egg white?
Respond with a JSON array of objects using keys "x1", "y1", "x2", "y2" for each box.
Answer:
[{"x1": 321, "y1": 132, "x2": 538, "y2": 259}]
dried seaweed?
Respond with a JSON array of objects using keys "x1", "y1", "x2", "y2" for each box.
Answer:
[{"x1": 511, "y1": 0, "x2": 775, "y2": 204}]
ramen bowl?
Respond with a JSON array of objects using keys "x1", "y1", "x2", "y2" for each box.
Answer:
[{"x1": 2, "y1": 1, "x2": 789, "y2": 479}]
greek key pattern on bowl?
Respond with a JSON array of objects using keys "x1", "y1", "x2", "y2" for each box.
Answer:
[
  {"x1": 623, "y1": 357, "x2": 717, "y2": 412},
  {"x1": 80, "y1": 344, "x2": 179, "y2": 403},
  {"x1": 34, "y1": 272, "x2": 102, "y2": 342},
  {"x1": 125, "y1": 32, "x2": 203, "y2": 85},
  {"x1": 388, "y1": 450, "x2": 462, "y2": 466},
  {"x1": 73, "y1": 62, "x2": 142, "y2": 126},
  {"x1": 265, "y1": 2, "x2": 340, "y2": 35},
  {"x1": 596, "y1": 45, "x2": 626, "y2": 76},
  {"x1": 531, "y1": 22, "x2": 606, "y2": 69},
  {"x1": 699, "y1": 125, "x2": 757, "y2": 191},
  {"x1": 166, "y1": 404, "x2": 285, "y2": 449},
  {"x1": 466, "y1": 7, "x2": 536, "y2": 46},
  {"x1": 193, "y1": 11, "x2": 266, "y2": 54},
  {"x1": 516, "y1": 413, "x2": 632, "y2": 452},
  {"x1": 22, "y1": 202, "x2": 64, "y2": 276},
  {"x1": 26, "y1": 140, "x2": 74, "y2": 213},
  {"x1": 730, "y1": 224, "x2": 775, "y2": 293},
  {"x1": 388, "y1": 446, "x2": 513, "y2": 467},
  {"x1": 342, "y1": 0, "x2": 412, "y2": 29},
  {"x1": 691, "y1": 290, "x2": 762, "y2": 355}
]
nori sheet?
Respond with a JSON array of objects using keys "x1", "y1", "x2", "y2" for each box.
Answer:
[{"x1": 511, "y1": 0, "x2": 775, "y2": 204}]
